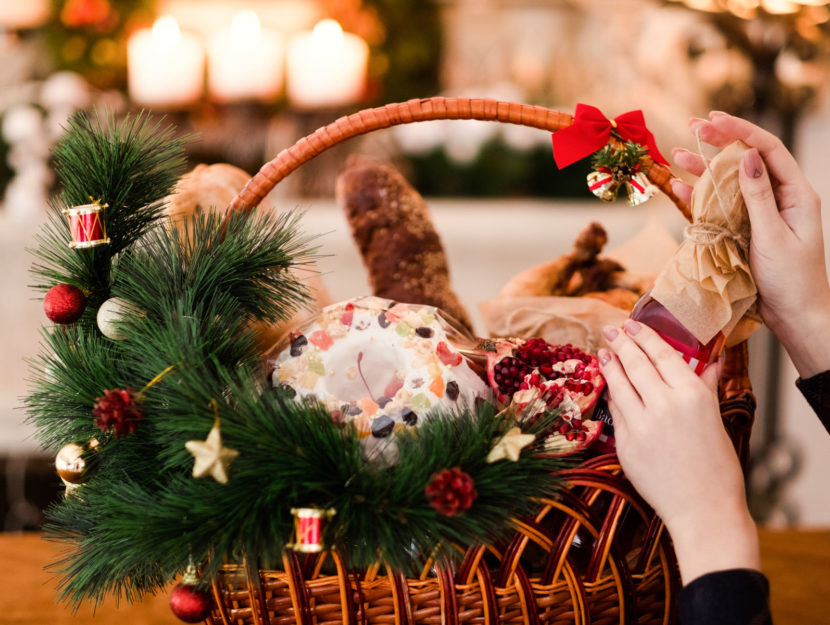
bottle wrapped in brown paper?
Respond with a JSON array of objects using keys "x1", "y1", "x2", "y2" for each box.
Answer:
[{"x1": 650, "y1": 141, "x2": 760, "y2": 346}]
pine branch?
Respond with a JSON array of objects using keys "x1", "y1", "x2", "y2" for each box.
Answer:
[
  {"x1": 53, "y1": 110, "x2": 187, "y2": 250},
  {"x1": 44, "y1": 380, "x2": 572, "y2": 603},
  {"x1": 591, "y1": 140, "x2": 649, "y2": 173},
  {"x1": 30, "y1": 110, "x2": 188, "y2": 303},
  {"x1": 113, "y1": 211, "x2": 319, "y2": 330},
  {"x1": 26, "y1": 326, "x2": 126, "y2": 451}
]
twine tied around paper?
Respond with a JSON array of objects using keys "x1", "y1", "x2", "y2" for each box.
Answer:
[
  {"x1": 683, "y1": 222, "x2": 748, "y2": 249},
  {"x1": 682, "y1": 129, "x2": 748, "y2": 250}
]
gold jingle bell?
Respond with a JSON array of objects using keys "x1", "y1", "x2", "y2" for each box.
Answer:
[
  {"x1": 587, "y1": 170, "x2": 620, "y2": 202},
  {"x1": 55, "y1": 443, "x2": 87, "y2": 484},
  {"x1": 625, "y1": 172, "x2": 656, "y2": 206}
]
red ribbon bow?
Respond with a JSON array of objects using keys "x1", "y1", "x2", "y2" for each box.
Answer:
[{"x1": 552, "y1": 103, "x2": 669, "y2": 169}]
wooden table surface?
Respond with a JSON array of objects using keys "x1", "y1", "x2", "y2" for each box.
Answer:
[{"x1": 2, "y1": 529, "x2": 829, "y2": 624}]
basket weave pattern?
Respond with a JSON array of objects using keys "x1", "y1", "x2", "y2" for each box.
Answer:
[{"x1": 211, "y1": 98, "x2": 756, "y2": 625}]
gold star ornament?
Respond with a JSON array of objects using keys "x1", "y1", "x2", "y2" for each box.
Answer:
[
  {"x1": 486, "y1": 426, "x2": 536, "y2": 463},
  {"x1": 185, "y1": 420, "x2": 239, "y2": 484}
]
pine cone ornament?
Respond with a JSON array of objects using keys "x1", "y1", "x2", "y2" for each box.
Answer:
[
  {"x1": 93, "y1": 388, "x2": 143, "y2": 438},
  {"x1": 425, "y1": 467, "x2": 477, "y2": 516}
]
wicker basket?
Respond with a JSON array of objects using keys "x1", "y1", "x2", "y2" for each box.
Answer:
[{"x1": 209, "y1": 97, "x2": 756, "y2": 625}]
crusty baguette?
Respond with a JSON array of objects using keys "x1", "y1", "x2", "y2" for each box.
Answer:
[{"x1": 336, "y1": 155, "x2": 473, "y2": 333}]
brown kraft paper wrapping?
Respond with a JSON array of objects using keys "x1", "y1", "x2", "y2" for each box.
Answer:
[{"x1": 650, "y1": 140, "x2": 760, "y2": 346}]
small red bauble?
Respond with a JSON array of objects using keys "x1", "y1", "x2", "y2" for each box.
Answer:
[
  {"x1": 43, "y1": 283, "x2": 87, "y2": 324},
  {"x1": 425, "y1": 467, "x2": 477, "y2": 516},
  {"x1": 169, "y1": 582, "x2": 213, "y2": 623}
]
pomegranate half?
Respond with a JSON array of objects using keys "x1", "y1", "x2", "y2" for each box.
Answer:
[{"x1": 485, "y1": 338, "x2": 606, "y2": 455}]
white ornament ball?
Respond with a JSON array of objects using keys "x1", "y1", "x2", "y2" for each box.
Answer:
[
  {"x1": 97, "y1": 297, "x2": 144, "y2": 340},
  {"x1": 2, "y1": 105, "x2": 43, "y2": 143},
  {"x1": 41, "y1": 71, "x2": 90, "y2": 111}
]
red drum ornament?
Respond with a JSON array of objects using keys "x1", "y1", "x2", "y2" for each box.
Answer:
[
  {"x1": 63, "y1": 202, "x2": 110, "y2": 249},
  {"x1": 288, "y1": 507, "x2": 336, "y2": 553}
]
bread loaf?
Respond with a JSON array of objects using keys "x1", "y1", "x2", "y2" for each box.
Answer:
[{"x1": 336, "y1": 155, "x2": 473, "y2": 333}]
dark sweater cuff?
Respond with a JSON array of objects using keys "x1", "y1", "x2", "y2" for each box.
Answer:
[
  {"x1": 678, "y1": 569, "x2": 771, "y2": 625},
  {"x1": 795, "y1": 370, "x2": 830, "y2": 434}
]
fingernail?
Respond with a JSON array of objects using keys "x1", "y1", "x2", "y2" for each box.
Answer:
[
  {"x1": 709, "y1": 110, "x2": 729, "y2": 118},
  {"x1": 602, "y1": 326, "x2": 619, "y2": 341},
  {"x1": 743, "y1": 147, "x2": 764, "y2": 179},
  {"x1": 670, "y1": 178, "x2": 684, "y2": 193},
  {"x1": 623, "y1": 319, "x2": 641, "y2": 335},
  {"x1": 598, "y1": 349, "x2": 611, "y2": 365}
]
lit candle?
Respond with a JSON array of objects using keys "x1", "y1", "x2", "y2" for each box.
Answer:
[
  {"x1": 287, "y1": 19, "x2": 369, "y2": 109},
  {"x1": 208, "y1": 10, "x2": 284, "y2": 102},
  {"x1": 127, "y1": 16, "x2": 205, "y2": 108}
]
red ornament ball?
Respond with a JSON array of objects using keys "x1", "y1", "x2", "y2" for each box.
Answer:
[
  {"x1": 169, "y1": 583, "x2": 213, "y2": 623},
  {"x1": 43, "y1": 283, "x2": 86, "y2": 324},
  {"x1": 425, "y1": 467, "x2": 477, "y2": 516}
]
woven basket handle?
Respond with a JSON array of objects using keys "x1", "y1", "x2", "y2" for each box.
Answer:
[{"x1": 227, "y1": 96, "x2": 691, "y2": 221}]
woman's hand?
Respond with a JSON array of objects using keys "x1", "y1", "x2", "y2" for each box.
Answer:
[
  {"x1": 672, "y1": 112, "x2": 830, "y2": 379},
  {"x1": 599, "y1": 320, "x2": 760, "y2": 584}
]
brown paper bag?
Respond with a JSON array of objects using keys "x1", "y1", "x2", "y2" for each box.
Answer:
[{"x1": 650, "y1": 141, "x2": 760, "y2": 346}]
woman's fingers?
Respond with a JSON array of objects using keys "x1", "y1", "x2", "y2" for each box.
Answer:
[
  {"x1": 699, "y1": 360, "x2": 721, "y2": 394},
  {"x1": 597, "y1": 347, "x2": 643, "y2": 430},
  {"x1": 605, "y1": 395, "x2": 628, "y2": 441},
  {"x1": 688, "y1": 116, "x2": 733, "y2": 147},
  {"x1": 705, "y1": 112, "x2": 812, "y2": 192},
  {"x1": 739, "y1": 148, "x2": 790, "y2": 244},
  {"x1": 602, "y1": 324, "x2": 666, "y2": 394},
  {"x1": 618, "y1": 320, "x2": 700, "y2": 387},
  {"x1": 670, "y1": 178, "x2": 693, "y2": 207},
  {"x1": 672, "y1": 147, "x2": 706, "y2": 177}
]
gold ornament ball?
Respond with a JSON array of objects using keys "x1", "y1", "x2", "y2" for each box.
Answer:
[
  {"x1": 97, "y1": 297, "x2": 143, "y2": 340},
  {"x1": 55, "y1": 443, "x2": 87, "y2": 484}
]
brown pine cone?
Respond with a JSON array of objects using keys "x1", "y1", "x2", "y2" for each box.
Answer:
[
  {"x1": 93, "y1": 388, "x2": 142, "y2": 438},
  {"x1": 425, "y1": 467, "x2": 478, "y2": 516}
]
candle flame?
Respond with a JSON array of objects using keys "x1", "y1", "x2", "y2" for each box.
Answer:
[
  {"x1": 762, "y1": 0, "x2": 799, "y2": 12},
  {"x1": 152, "y1": 15, "x2": 181, "y2": 47},
  {"x1": 312, "y1": 18, "x2": 344, "y2": 50},
  {"x1": 230, "y1": 10, "x2": 261, "y2": 45}
]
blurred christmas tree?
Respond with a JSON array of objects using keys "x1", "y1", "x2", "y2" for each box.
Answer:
[{"x1": 44, "y1": 0, "x2": 156, "y2": 89}]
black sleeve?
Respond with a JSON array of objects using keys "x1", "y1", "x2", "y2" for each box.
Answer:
[
  {"x1": 678, "y1": 569, "x2": 771, "y2": 625},
  {"x1": 795, "y1": 370, "x2": 830, "y2": 433}
]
